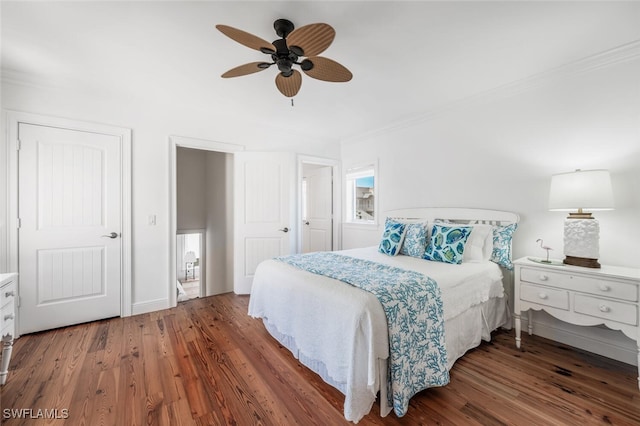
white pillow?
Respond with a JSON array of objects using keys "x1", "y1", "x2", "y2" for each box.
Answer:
[
  {"x1": 482, "y1": 225, "x2": 495, "y2": 260},
  {"x1": 463, "y1": 224, "x2": 493, "y2": 263}
]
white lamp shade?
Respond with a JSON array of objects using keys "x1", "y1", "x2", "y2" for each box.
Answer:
[
  {"x1": 184, "y1": 251, "x2": 197, "y2": 263},
  {"x1": 548, "y1": 169, "x2": 614, "y2": 211}
]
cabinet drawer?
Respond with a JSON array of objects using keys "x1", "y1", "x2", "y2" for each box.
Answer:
[
  {"x1": 0, "y1": 301, "x2": 15, "y2": 333},
  {"x1": 0, "y1": 280, "x2": 16, "y2": 308},
  {"x1": 520, "y1": 283, "x2": 569, "y2": 310},
  {"x1": 1, "y1": 322, "x2": 13, "y2": 342},
  {"x1": 520, "y1": 267, "x2": 637, "y2": 302},
  {"x1": 574, "y1": 294, "x2": 637, "y2": 326},
  {"x1": 585, "y1": 280, "x2": 638, "y2": 302}
]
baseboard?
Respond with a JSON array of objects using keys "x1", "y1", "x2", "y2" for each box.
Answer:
[
  {"x1": 524, "y1": 312, "x2": 637, "y2": 366},
  {"x1": 131, "y1": 298, "x2": 169, "y2": 316}
]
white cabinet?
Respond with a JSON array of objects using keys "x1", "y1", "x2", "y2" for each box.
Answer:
[
  {"x1": 1, "y1": 273, "x2": 18, "y2": 385},
  {"x1": 513, "y1": 258, "x2": 639, "y2": 389}
]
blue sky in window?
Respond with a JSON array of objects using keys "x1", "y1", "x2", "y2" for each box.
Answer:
[{"x1": 356, "y1": 176, "x2": 374, "y2": 188}]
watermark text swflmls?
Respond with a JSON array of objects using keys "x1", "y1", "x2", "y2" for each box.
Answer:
[{"x1": 3, "y1": 408, "x2": 70, "y2": 419}]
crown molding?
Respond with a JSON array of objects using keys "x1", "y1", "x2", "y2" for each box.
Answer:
[
  {"x1": 342, "y1": 39, "x2": 640, "y2": 146},
  {"x1": 0, "y1": 69, "x2": 80, "y2": 93}
]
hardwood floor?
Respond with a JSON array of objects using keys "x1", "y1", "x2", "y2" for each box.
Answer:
[{"x1": 2, "y1": 293, "x2": 638, "y2": 425}]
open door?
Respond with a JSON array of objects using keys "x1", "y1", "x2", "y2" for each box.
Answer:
[
  {"x1": 234, "y1": 152, "x2": 295, "y2": 294},
  {"x1": 302, "y1": 165, "x2": 333, "y2": 253}
]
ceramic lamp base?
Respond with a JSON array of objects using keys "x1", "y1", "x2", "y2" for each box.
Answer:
[{"x1": 563, "y1": 218, "x2": 601, "y2": 268}]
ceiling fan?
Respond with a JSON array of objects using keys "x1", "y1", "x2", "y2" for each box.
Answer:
[{"x1": 216, "y1": 19, "x2": 352, "y2": 98}]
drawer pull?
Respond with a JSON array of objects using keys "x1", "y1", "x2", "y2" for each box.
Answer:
[
  {"x1": 4, "y1": 291, "x2": 14, "y2": 298},
  {"x1": 598, "y1": 284, "x2": 610, "y2": 292},
  {"x1": 598, "y1": 305, "x2": 610, "y2": 313},
  {"x1": 538, "y1": 275, "x2": 549, "y2": 281},
  {"x1": 3, "y1": 314, "x2": 14, "y2": 321},
  {"x1": 538, "y1": 293, "x2": 548, "y2": 300}
]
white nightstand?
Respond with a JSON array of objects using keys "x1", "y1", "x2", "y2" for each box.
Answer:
[
  {"x1": 513, "y1": 257, "x2": 640, "y2": 389},
  {"x1": 1, "y1": 273, "x2": 18, "y2": 385}
]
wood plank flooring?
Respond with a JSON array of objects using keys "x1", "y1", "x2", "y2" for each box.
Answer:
[{"x1": 1, "y1": 293, "x2": 638, "y2": 425}]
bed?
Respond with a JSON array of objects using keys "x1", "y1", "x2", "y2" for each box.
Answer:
[{"x1": 248, "y1": 207, "x2": 519, "y2": 422}]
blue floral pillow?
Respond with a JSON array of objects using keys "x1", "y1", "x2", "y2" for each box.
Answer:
[
  {"x1": 378, "y1": 218, "x2": 407, "y2": 256},
  {"x1": 491, "y1": 223, "x2": 518, "y2": 270},
  {"x1": 423, "y1": 224, "x2": 472, "y2": 264},
  {"x1": 399, "y1": 222, "x2": 428, "y2": 258}
]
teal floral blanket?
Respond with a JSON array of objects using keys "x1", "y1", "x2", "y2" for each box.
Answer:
[{"x1": 276, "y1": 252, "x2": 449, "y2": 417}]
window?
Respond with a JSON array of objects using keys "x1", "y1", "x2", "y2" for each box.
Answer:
[{"x1": 345, "y1": 164, "x2": 376, "y2": 224}]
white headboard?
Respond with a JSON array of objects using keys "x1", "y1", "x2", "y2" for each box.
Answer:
[{"x1": 385, "y1": 207, "x2": 519, "y2": 227}]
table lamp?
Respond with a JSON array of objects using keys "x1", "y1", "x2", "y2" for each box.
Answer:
[{"x1": 548, "y1": 169, "x2": 614, "y2": 268}]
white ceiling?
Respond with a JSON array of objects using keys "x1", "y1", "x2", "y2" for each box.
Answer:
[{"x1": 2, "y1": 1, "x2": 640, "y2": 144}]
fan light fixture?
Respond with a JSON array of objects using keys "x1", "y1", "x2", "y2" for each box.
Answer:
[{"x1": 216, "y1": 19, "x2": 353, "y2": 97}]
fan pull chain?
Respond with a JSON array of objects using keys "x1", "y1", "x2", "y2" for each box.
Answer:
[{"x1": 291, "y1": 98, "x2": 294, "y2": 107}]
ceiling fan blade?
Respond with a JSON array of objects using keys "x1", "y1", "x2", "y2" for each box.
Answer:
[
  {"x1": 216, "y1": 24, "x2": 276, "y2": 52},
  {"x1": 221, "y1": 62, "x2": 271, "y2": 78},
  {"x1": 301, "y1": 56, "x2": 352, "y2": 82},
  {"x1": 275, "y1": 70, "x2": 302, "y2": 97},
  {"x1": 286, "y1": 23, "x2": 335, "y2": 56}
]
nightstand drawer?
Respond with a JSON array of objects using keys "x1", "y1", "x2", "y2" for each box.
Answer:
[
  {"x1": 520, "y1": 268, "x2": 570, "y2": 287},
  {"x1": 574, "y1": 294, "x2": 637, "y2": 326},
  {"x1": 520, "y1": 267, "x2": 637, "y2": 302},
  {"x1": 520, "y1": 283, "x2": 569, "y2": 310},
  {"x1": 0, "y1": 301, "x2": 15, "y2": 332},
  {"x1": 584, "y1": 279, "x2": 638, "y2": 302},
  {"x1": 0, "y1": 281, "x2": 16, "y2": 308},
  {"x1": 1, "y1": 323, "x2": 13, "y2": 342}
]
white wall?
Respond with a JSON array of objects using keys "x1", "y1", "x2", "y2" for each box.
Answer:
[
  {"x1": 176, "y1": 147, "x2": 207, "y2": 231},
  {"x1": 0, "y1": 81, "x2": 341, "y2": 311},
  {"x1": 342, "y1": 58, "x2": 640, "y2": 268},
  {"x1": 341, "y1": 56, "x2": 640, "y2": 364},
  {"x1": 0, "y1": 110, "x2": 7, "y2": 273}
]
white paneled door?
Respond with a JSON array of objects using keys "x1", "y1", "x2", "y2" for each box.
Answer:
[
  {"x1": 302, "y1": 165, "x2": 333, "y2": 253},
  {"x1": 234, "y1": 152, "x2": 294, "y2": 294},
  {"x1": 18, "y1": 123, "x2": 122, "y2": 334}
]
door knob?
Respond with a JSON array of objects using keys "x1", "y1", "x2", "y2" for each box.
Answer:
[
  {"x1": 278, "y1": 227, "x2": 289, "y2": 233},
  {"x1": 304, "y1": 221, "x2": 310, "y2": 225},
  {"x1": 101, "y1": 232, "x2": 119, "y2": 239}
]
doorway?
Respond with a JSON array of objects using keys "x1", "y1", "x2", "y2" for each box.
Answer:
[
  {"x1": 298, "y1": 157, "x2": 340, "y2": 254},
  {"x1": 302, "y1": 164, "x2": 333, "y2": 253},
  {"x1": 169, "y1": 136, "x2": 243, "y2": 307}
]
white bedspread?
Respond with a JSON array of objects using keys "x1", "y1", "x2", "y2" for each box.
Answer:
[{"x1": 247, "y1": 246, "x2": 504, "y2": 422}]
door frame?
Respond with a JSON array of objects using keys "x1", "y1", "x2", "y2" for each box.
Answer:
[
  {"x1": 5, "y1": 111, "x2": 132, "y2": 330},
  {"x1": 168, "y1": 135, "x2": 244, "y2": 308},
  {"x1": 297, "y1": 155, "x2": 341, "y2": 253}
]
